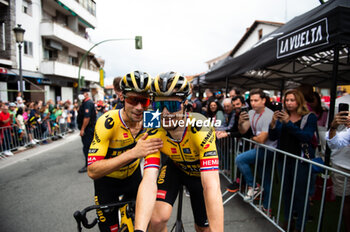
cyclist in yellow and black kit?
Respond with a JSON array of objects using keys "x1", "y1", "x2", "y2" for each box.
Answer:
[
  {"x1": 87, "y1": 71, "x2": 163, "y2": 232},
  {"x1": 135, "y1": 72, "x2": 224, "y2": 232}
]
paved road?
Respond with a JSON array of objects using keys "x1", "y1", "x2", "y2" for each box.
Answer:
[{"x1": 0, "y1": 133, "x2": 275, "y2": 232}]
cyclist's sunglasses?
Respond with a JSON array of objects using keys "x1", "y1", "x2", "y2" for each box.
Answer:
[
  {"x1": 124, "y1": 95, "x2": 151, "y2": 108},
  {"x1": 152, "y1": 101, "x2": 182, "y2": 113}
]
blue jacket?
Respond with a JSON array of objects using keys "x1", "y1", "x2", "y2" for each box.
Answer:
[{"x1": 269, "y1": 113, "x2": 318, "y2": 158}]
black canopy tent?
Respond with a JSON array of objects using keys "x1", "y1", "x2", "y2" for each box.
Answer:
[
  {"x1": 204, "y1": 0, "x2": 350, "y2": 166},
  {"x1": 205, "y1": 0, "x2": 350, "y2": 92}
]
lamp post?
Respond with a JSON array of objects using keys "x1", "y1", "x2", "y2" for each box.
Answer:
[{"x1": 13, "y1": 24, "x2": 25, "y2": 97}]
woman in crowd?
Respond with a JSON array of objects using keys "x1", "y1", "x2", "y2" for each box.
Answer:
[
  {"x1": 207, "y1": 100, "x2": 225, "y2": 127},
  {"x1": 269, "y1": 89, "x2": 317, "y2": 232}
]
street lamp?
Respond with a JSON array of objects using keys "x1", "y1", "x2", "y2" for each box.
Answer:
[{"x1": 13, "y1": 24, "x2": 25, "y2": 97}]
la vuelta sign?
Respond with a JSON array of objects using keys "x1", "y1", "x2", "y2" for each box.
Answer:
[{"x1": 277, "y1": 18, "x2": 329, "y2": 59}]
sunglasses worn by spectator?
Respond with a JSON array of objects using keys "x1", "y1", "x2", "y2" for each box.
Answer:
[
  {"x1": 152, "y1": 101, "x2": 182, "y2": 113},
  {"x1": 124, "y1": 96, "x2": 151, "y2": 107}
]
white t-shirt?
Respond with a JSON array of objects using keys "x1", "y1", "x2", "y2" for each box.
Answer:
[
  {"x1": 326, "y1": 127, "x2": 350, "y2": 170},
  {"x1": 248, "y1": 107, "x2": 277, "y2": 147}
]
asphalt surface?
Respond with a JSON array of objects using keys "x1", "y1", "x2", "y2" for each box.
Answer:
[{"x1": 0, "y1": 133, "x2": 276, "y2": 232}]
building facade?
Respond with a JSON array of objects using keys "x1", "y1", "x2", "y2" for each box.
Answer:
[{"x1": 0, "y1": 0, "x2": 102, "y2": 103}]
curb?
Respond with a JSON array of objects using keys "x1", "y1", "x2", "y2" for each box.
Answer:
[{"x1": 0, "y1": 132, "x2": 80, "y2": 170}]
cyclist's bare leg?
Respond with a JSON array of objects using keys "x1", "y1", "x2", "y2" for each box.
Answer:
[
  {"x1": 149, "y1": 201, "x2": 173, "y2": 232},
  {"x1": 195, "y1": 224, "x2": 209, "y2": 232}
]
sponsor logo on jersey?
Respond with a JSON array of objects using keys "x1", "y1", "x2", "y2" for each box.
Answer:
[
  {"x1": 171, "y1": 148, "x2": 177, "y2": 153},
  {"x1": 94, "y1": 131, "x2": 101, "y2": 143},
  {"x1": 200, "y1": 157, "x2": 219, "y2": 171},
  {"x1": 104, "y1": 117, "x2": 115, "y2": 129},
  {"x1": 183, "y1": 148, "x2": 191, "y2": 154},
  {"x1": 157, "y1": 190, "x2": 167, "y2": 199},
  {"x1": 88, "y1": 149, "x2": 98, "y2": 154},
  {"x1": 158, "y1": 166, "x2": 167, "y2": 184},
  {"x1": 143, "y1": 110, "x2": 161, "y2": 128},
  {"x1": 204, "y1": 151, "x2": 217, "y2": 157},
  {"x1": 123, "y1": 133, "x2": 128, "y2": 138},
  {"x1": 204, "y1": 144, "x2": 210, "y2": 149},
  {"x1": 200, "y1": 128, "x2": 213, "y2": 147}
]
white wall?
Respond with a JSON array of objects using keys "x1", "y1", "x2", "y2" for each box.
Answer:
[
  {"x1": 0, "y1": 82, "x2": 8, "y2": 102},
  {"x1": 16, "y1": 0, "x2": 42, "y2": 72},
  {"x1": 61, "y1": 87, "x2": 73, "y2": 102},
  {"x1": 234, "y1": 24, "x2": 280, "y2": 58}
]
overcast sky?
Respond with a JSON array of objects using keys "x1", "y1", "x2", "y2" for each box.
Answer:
[{"x1": 88, "y1": 0, "x2": 321, "y2": 85}]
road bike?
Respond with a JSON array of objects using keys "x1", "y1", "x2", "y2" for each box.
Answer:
[{"x1": 74, "y1": 200, "x2": 134, "y2": 232}]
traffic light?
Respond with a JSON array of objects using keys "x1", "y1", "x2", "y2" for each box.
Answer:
[{"x1": 135, "y1": 36, "x2": 142, "y2": 49}]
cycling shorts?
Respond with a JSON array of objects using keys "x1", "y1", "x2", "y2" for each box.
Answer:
[
  {"x1": 94, "y1": 167, "x2": 142, "y2": 232},
  {"x1": 156, "y1": 160, "x2": 209, "y2": 227}
]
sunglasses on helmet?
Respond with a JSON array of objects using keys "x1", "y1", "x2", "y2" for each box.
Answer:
[
  {"x1": 124, "y1": 95, "x2": 151, "y2": 108},
  {"x1": 152, "y1": 101, "x2": 182, "y2": 113}
]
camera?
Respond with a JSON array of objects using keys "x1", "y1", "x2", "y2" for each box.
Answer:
[
  {"x1": 339, "y1": 103, "x2": 349, "y2": 114},
  {"x1": 241, "y1": 106, "x2": 249, "y2": 113},
  {"x1": 272, "y1": 102, "x2": 283, "y2": 111}
]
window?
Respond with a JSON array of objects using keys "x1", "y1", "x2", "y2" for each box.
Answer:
[
  {"x1": 1, "y1": 22, "x2": 5, "y2": 51},
  {"x1": 43, "y1": 48, "x2": 58, "y2": 60},
  {"x1": 24, "y1": 41, "x2": 33, "y2": 56},
  {"x1": 22, "y1": 1, "x2": 32, "y2": 16},
  {"x1": 258, "y1": 29, "x2": 263, "y2": 40},
  {"x1": 69, "y1": 56, "x2": 78, "y2": 66}
]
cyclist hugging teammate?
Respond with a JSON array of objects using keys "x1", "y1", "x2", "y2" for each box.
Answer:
[
  {"x1": 134, "y1": 72, "x2": 224, "y2": 232},
  {"x1": 87, "y1": 71, "x2": 163, "y2": 232}
]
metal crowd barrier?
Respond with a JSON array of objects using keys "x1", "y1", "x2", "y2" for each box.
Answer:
[
  {"x1": 0, "y1": 120, "x2": 74, "y2": 157},
  {"x1": 218, "y1": 135, "x2": 350, "y2": 232}
]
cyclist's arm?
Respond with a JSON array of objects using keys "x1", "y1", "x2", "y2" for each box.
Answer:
[
  {"x1": 135, "y1": 167, "x2": 159, "y2": 231},
  {"x1": 196, "y1": 125, "x2": 224, "y2": 231},
  {"x1": 201, "y1": 170, "x2": 224, "y2": 232}
]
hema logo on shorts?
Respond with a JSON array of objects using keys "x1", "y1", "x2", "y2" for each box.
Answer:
[{"x1": 143, "y1": 111, "x2": 222, "y2": 129}]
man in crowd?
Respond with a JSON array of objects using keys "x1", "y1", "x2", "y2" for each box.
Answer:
[
  {"x1": 77, "y1": 88, "x2": 96, "y2": 173},
  {"x1": 87, "y1": 71, "x2": 163, "y2": 232},
  {"x1": 216, "y1": 98, "x2": 235, "y2": 133},
  {"x1": 235, "y1": 88, "x2": 276, "y2": 213},
  {"x1": 0, "y1": 105, "x2": 13, "y2": 156},
  {"x1": 135, "y1": 72, "x2": 223, "y2": 232},
  {"x1": 112, "y1": 76, "x2": 124, "y2": 110},
  {"x1": 190, "y1": 90, "x2": 203, "y2": 114}
]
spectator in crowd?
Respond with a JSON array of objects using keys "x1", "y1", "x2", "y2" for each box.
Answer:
[
  {"x1": 216, "y1": 98, "x2": 235, "y2": 133},
  {"x1": 16, "y1": 92, "x2": 25, "y2": 108},
  {"x1": 190, "y1": 90, "x2": 203, "y2": 114},
  {"x1": 207, "y1": 100, "x2": 225, "y2": 127},
  {"x1": 112, "y1": 76, "x2": 124, "y2": 110},
  {"x1": 16, "y1": 107, "x2": 35, "y2": 146},
  {"x1": 310, "y1": 91, "x2": 329, "y2": 128},
  {"x1": 28, "y1": 109, "x2": 41, "y2": 143},
  {"x1": 8, "y1": 102, "x2": 17, "y2": 124},
  {"x1": 77, "y1": 88, "x2": 96, "y2": 173},
  {"x1": 236, "y1": 88, "x2": 276, "y2": 214},
  {"x1": 215, "y1": 91, "x2": 224, "y2": 106},
  {"x1": 0, "y1": 105, "x2": 14, "y2": 156},
  {"x1": 202, "y1": 88, "x2": 216, "y2": 114},
  {"x1": 269, "y1": 89, "x2": 317, "y2": 231},
  {"x1": 326, "y1": 110, "x2": 350, "y2": 232},
  {"x1": 96, "y1": 100, "x2": 105, "y2": 119},
  {"x1": 229, "y1": 88, "x2": 240, "y2": 98}
]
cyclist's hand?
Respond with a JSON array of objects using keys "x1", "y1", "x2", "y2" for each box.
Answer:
[{"x1": 133, "y1": 133, "x2": 163, "y2": 158}]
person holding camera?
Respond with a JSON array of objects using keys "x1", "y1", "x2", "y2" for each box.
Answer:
[
  {"x1": 326, "y1": 104, "x2": 350, "y2": 232},
  {"x1": 235, "y1": 89, "x2": 276, "y2": 214},
  {"x1": 269, "y1": 89, "x2": 317, "y2": 231}
]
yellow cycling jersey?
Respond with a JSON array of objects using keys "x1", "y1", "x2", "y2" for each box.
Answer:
[
  {"x1": 144, "y1": 113, "x2": 219, "y2": 177},
  {"x1": 88, "y1": 109, "x2": 146, "y2": 179}
]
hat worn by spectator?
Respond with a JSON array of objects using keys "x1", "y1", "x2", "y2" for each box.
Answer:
[
  {"x1": 9, "y1": 102, "x2": 16, "y2": 107},
  {"x1": 80, "y1": 87, "x2": 90, "y2": 93}
]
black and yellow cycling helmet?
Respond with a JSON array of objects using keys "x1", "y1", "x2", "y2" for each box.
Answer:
[
  {"x1": 151, "y1": 72, "x2": 191, "y2": 98},
  {"x1": 120, "y1": 71, "x2": 152, "y2": 93}
]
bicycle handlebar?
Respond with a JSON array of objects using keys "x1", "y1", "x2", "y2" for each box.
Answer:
[{"x1": 73, "y1": 201, "x2": 135, "y2": 232}]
